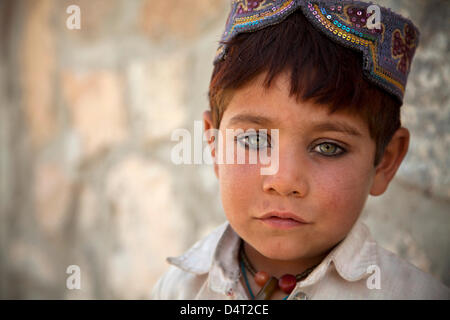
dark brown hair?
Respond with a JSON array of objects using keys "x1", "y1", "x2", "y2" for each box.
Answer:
[{"x1": 208, "y1": 10, "x2": 402, "y2": 166}]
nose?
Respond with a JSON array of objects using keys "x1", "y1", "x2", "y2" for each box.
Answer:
[{"x1": 262, "y1": 148, "x2": 309, "y2": 197}]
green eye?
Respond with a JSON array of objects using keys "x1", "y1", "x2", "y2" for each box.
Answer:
[
  {"x1": 315, "y1": 142, "x2": 345, "y2": 156},
  {"x1": 237, "y1": 132, "x2": 270, "y2": 150}
]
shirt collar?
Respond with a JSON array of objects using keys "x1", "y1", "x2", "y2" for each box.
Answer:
[
  {"x1": 166, "y1": 222, "x2": 229, "y2": 275},
  {"x1": 166, "y1": 222, "x2": 242, "y2": 296},
  {"x1": 167, "y1": 218, "x2": 378, "y2": 287},
  {"x1": 300, "y1": 218, "x2": 378, "y2": 286}
]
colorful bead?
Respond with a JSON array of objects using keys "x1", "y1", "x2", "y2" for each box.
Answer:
[
  {"x1": 254, "y1": 271, "x2": 271, "y2": 287},
  {"x1": 278, "y1": 274, "x2": 297, "y2": 294}
]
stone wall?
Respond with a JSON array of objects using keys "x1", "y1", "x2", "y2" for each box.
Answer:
[{"x1": 0, "y1": 0, "x2": 448, "y2": 299}]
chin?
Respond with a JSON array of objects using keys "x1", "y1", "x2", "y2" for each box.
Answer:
[
  {"x1": 265, "y1": 251, "x2": 301, "y2": 261},
  {"x1": 255, "y1": 240, "x2": 312, "y2": 261}
]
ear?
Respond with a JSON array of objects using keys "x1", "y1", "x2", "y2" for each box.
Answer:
[
  {"x1": 370, "y1": 127, "x2": 410, "y2": 196},
  {"x1": 203, "y1": 110, "x2": 219, "y2": 179}
]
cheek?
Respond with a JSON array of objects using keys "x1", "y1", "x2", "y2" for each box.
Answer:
[
  {"x1": 218, "y1": 161, "x2": 261, "y2": 219},
  {"x1": 217, "y1": 135, "x2": 261, "y2": 206},
  {"x1": 312, "y1": 160, "x2": 373, "y2": 225}
]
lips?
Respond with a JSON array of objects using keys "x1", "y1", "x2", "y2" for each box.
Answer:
[
  {"x1": 260, "y1": 211, "x2": 308, "y2": 223},
  {"x1": 258, "y1": 211, "x2": 309, "y2": 229}
]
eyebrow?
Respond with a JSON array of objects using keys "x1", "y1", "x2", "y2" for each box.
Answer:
[
  {"x1": 309, "y1": 121, "x2": 362, "y2": 137},
  {"x1": 227, "y1": 114, "x2": 279, "y2": 127},
  {"x1": 227, "y1": 113, "x2": 362, "y2": 137}
]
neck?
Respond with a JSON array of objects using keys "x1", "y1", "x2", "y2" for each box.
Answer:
[{"x1": 243, "y1": 241, "x2": 331, "y2": 279}]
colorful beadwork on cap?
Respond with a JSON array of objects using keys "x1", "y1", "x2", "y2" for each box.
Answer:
[{"x1": 214, "y1": 0, "x2": 420, "y2": 104}]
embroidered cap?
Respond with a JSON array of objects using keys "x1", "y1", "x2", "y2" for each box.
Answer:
[{"x1": 214, "y1": 0, "x2": 421, "y2": 104}]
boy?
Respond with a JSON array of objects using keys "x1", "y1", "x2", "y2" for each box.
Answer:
[{"x1": 151, "y1": 0, "x2": 449, "y2": 299}]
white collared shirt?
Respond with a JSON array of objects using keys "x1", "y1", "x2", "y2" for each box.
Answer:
[{"x1": 151, "y1": 220, "x2": 449, "y2": 300}]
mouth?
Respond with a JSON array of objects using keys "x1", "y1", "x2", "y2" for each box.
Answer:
[{"x1": 257, "y1": 211, "x2": 309, "y2": 229}]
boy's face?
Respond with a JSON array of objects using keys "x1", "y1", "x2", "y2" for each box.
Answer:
[{"x1": 205, "y1": 71, "x2": 379, "y2": 262}]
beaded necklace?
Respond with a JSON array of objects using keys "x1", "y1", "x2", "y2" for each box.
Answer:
[{"x1": 239, "y1": 242, "x2": 318, "y2": 300}]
